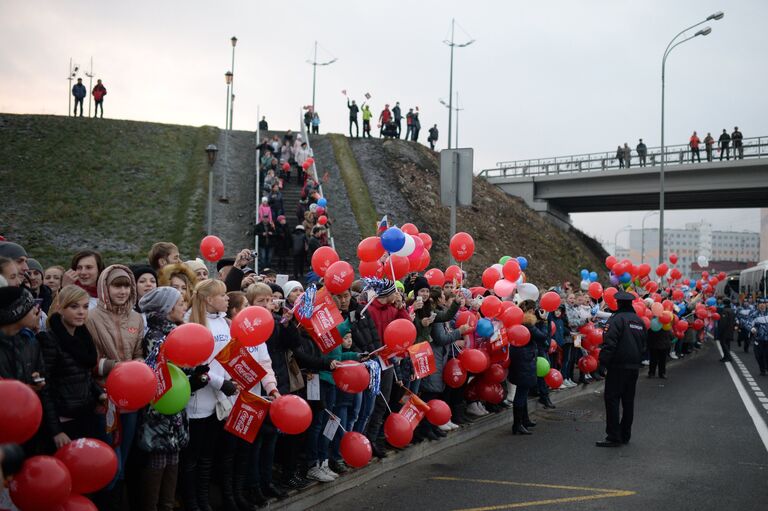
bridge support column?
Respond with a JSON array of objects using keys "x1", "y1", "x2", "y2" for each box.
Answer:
[{"x1": 499, "y1": 181, "x2": 572, "y2": 230}]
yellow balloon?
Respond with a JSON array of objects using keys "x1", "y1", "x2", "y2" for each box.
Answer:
[{"x1": 662, "y1": 322, "x2": 672, "y2": 331}]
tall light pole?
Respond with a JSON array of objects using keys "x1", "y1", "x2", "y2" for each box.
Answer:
[
  {"x1": 205, "y1": 144, "x2": 218, "y2": 234},
  {"x1": 85, "y1": 57, "x2": 94, "y2": 118},
  {"x1": 229, "y1": 36, "x2": 237, "y2": 130},
  {"x1": 443, "y1": 19, "x2": 474, "y2": 149},
  {"x1": 67, "y1": 59, "x2": 79, "y2": 116},
  {"x1": 614, "y1": 225, "x2": 632, "y2": 256},
  {"x1": 222, "y1": 71, "x2": 233, "y2": 203},
  {"x1": 659, "y1": 11, "x2": 723, "y2": 265},
  {"x1": 641, "y1": 211, "x2": 659, "y2": 263},
  {"x1": 307, "y1": 41, "x2": 337, "y2": 114},
  {"x1": 439, "y1": 91, "x2": 464, "y2": 147}
]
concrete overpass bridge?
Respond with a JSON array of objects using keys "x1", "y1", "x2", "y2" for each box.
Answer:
[{"x1": 479, "y1": 137, "x2": 768, "y2": 225}]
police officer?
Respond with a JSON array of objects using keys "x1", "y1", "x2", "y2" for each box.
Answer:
[
  {"x1": 717, "y1": 298, "x2": 736, "y2": 362},
  {"x1": 750, "y1": 299, "x2": 768, "y2": 375},
  {"x1": 736, "y1": 299, "x2": 756, "y2": 353},
  {"x1": 596, "y1": 291, "x2": 647, "y2": 447}
]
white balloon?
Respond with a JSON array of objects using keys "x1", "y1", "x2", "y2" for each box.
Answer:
[
  {"x1": 518, "y1": 283, "x2": 540, "y2": 302},
  {"x1": 394, "y1": 233, "x2": 416, "y2": 257},
  {"x1": 697, "y1": 255, "x2": 708, "y2": 267},
  {"x1": 580, "y1": 280, "x2": 590, "y2": 291},
  {"x1": 491, "y1": 263, "x2": 503, "y2": 274}
]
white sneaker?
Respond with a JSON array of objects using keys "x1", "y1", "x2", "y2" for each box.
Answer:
[
  {"x1": 566, "y1": 379, "x2": 577, "y2": 388},
  {"x1": 439, "y1": 423, "x2": 452, "y2": 432},
  {"x1": 478, "y1": 402, "x2": 490, "y2": 415},
  {"x1": 320, "y1": 460, "x2": 339, "y2": 479},
  {"x1": 466, "y1": 402, "x2": 485, "y2": 416},
  {"x1": 307, "y1": 464, "x2": 334, "y2": 482},
  {"x1": 641, "y1": 360, "x2": 650, "y2": 366},
  {"x1": 447, "y1": 421, "x2": 460, "y2": 430},
  {"x1": 669, "y1": 352, "x2": 679, "y2": 360}
]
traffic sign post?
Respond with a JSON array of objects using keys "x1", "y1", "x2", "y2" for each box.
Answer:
[{"x1": 440, "y1": 148, "x2": 474, "y2": 262}]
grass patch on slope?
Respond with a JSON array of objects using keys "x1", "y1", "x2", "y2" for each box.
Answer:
[{"x1": 327, "y1": 134, "x2": 379, "y2": 238}]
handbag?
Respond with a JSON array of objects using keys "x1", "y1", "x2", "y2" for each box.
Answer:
[
  {"x1": 215, "y1": 394, "x2": 233, "y2": 421},
  {"x1": 286, "y1": 350, "x2": 305, "y2": 392}
]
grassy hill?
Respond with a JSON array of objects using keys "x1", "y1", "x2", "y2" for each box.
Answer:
[{"x1": 0, "y1": 114, "x2": 217, "y2": 267}]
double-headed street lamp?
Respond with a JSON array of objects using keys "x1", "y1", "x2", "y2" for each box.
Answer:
[
  {"x1": 307, "y1": 41, "x2": 337, "y2": 114},
  {"x1": 205, "y1": 144, "x2": 218, "y2": 234},
  {"x1": 659, "y1": 11, "x2": 724, "y2": 264},
  {"x1": 229, "y1": 36, "x2": 237, "y2": 130},
  {"x1": 614, "y1": 225, "x2": 632, "y2": 256},
  {"x1": 439, "y1": 92, "x2": 464, "y2": 148},
  {"x1": 444, "y1": 19, "x2": 474, "y2": 150},
  {"x1": 641, "y1": 211, "x2": 659, "y2": 263}
]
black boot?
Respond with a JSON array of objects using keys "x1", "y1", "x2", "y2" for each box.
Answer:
[
  {"x1": 179, "y1": 461, "x2": 201, "y2": 511},
  {"x1": 523, "y1": 404, "x2": 537, "y2": 428},
  {"x1": 234, "y1": 453, "x2": 257, "y2": 511},
  {"x1": 538, "y1": 395, "x2": 556, "y2": 409},
  {"x1": 512, "y1": 406, "x2": 532, "y2": 435},
  {"x1": 369, "y1": 437, "x2": 388, "y2": 459},
  {"x1": 197, "y1": 457, "x2": 215, "y2": 511}
]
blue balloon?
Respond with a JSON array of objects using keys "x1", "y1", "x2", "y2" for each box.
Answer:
[
  {"x1": 317, "y1": 197, "x2": 328, "y2": 208},
  {"x1": 620, "y1": 272, "x2": 632, "y2": 283},
  {"x1": 706, "y1": 297, "x2": 716, "y2": 306},
  {"x1": 475, "y1": 318, "x2": 494, "y2": 338},
  {"x1": 380, "y1": 226, "x2": 406, "y2": 253},
  {"x1": 589, "y1": 271, "x2": 599, "y2": 282},
  {"x1": 677, "y1": 304, "x2": 686, "y2": 316},
  {"x1": 650, "y1": 317, "x2": 662, "y2": 332},
  {"x1": 609, "y1": 274, "x2": 620, "y2": 286},
  {"x1": 516, "y1": 256, "x2": 528, "y2": 271},
  {"x1": 580, "y1": 269, "x2": 589, "y2": 279}
]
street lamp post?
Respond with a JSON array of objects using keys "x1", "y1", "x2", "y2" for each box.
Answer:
[
  {"x1": 439, "y1": 91, "x2": 465, "y2": 147},
  {"x1": 641, "y1": 211, "x2": 659, "y2": 263},
  {"x1": 222, "y1": 71, "x2": 233, "y2": 203},
  {"x1": 614, "y1": 225, "x2": 632, "y2": 256},
  {"x1": 659, "y1": 11, "x2": 723, "y2": 265},
  {"x1": 443, "y1": 19, "x2": 474, "y2": 150},
  {"x1": 85, "y1": 57, "x2": 94, "y2": 118},
  {"x1": 229, "y1": 36, "x2": 237, "y2": 130},
  {"x1": 307, "y1": 41, "x2": 337, "y2": 114},
  {"x1": 205, "y1": 144, "x2": 218, "y2": 234}
]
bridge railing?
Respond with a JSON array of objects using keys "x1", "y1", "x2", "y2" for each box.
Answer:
[{"x1": 478, "y1": 136, "x2": 768, "y2": 179}]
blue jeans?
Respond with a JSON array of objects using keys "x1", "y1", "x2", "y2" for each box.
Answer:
[
  {"x1": 259, "y1": 245, "x2": 272, "y2": 269},
  {"x1": 247, "y1": 425, "x2": 278, "y2": 489},
  {"x1": 353, "y1": 390, "x2": 374, "y2": 433},
  {"x1": 330, "y1": 391, "x2": 358, "y2": 461},
  {"x1": 306, "y1": 381, "x2": 336, "y2": 465},
  {"x1": 96, "y1": 411, "x2": 138, "y2": 489}
]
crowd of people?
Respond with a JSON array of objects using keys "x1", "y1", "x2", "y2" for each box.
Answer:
[
  {"x1": 3, "y1": 230, "x2": 765, "y2": 510},
  {"x1": 345, "y1": 98, "x2": 439, "y2": 149}
]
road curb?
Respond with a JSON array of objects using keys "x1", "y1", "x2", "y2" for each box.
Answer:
[{"x1": 270, "y1": 344, "x2": 707, "y2": 510}]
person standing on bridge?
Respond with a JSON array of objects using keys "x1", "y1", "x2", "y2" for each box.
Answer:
[
  {"x1": 689, "y1": 131, "x2": 702, "y2": 163},
  {"x1": 732, "y1": 126, "x2": 744, "y2": 159},
  {"x1": 704, "y1": 132, "x2": 715, "y2": 161},
  {"x1": 623, "y1": 143, "x2": 632, "y2": 169},
  {"x1": 596, "y1": 291, "x2": 647, "y2": 447},
  {"x1": 636, "y1": 139, "x2": 647, "y2": 167},
  {"x1": 616, "y1": 146, "x2": 624, "y2": 168},
  {"x1": 718, "y1": 129, "x2": 731, "y2": 160},
  {"x1": 751, "y1": 299, "x2": 768, "y2": 376},
  {"x1": 347, "y1": 99, "x2": 359, "y2": 138}
]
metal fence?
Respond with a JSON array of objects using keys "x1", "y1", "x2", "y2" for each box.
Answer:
[
  {"x1": 301, "y1": 109, "x2": 336, "y2": 251},
  {"x1": 478, "y1": 136, "x2": 768, "y2": 179}
]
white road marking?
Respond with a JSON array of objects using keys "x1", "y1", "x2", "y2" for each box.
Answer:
[{"x1": 718, "y1": 346, "x2": 768, "y2": 453}]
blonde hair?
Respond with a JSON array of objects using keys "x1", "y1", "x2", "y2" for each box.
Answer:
[
  {"x1": 158, "y1": 263, "x2": 198, "y2": 305},
  {"x1": 189, "y1": 279, "x2": 226, "y2": 327},
  {"x1": 47, "y1": 285, "x2": 89, "y2": 328},
  {"x1": 246, "y1": 283, "x2": 272, "y2": 305},
  {"x1": 227, "y1": 291, "x2": 248, "y2": 319}
]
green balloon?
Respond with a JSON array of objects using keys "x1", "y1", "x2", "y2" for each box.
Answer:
[
  {"x1": 536, "y1": 357, "x2": 551, "y2": 377},
  {"x1": 499, "y1": 256, "x2": 512, "y2": 265},
  {"x1": 152, "y1": 362, "x2": 191, "y2": 415}
]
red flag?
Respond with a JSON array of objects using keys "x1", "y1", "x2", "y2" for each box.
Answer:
[
  {"x1": 407, "y1": 342, "x2": 436, "y2": 379},
  {"x1": 215, "y1": 340, "x2": 268, "y2": 391},
  {"x1": 153, "y1": 351, "x2": 173, "y2": 401},
  {"x1": 295, "y1": 288, "x2": 344, "y2": 353},
  {"x1": 225, "y1": 393, "x2": 270, "y2": 443},
  {"x1": 399, "y1": 400, "x2": 425, "y2": 431}
]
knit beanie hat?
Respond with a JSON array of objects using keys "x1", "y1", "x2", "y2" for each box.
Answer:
[
  {"x1": 139, "y1": 286, "x2": 182, "y2": 315},
  {"x1": 282, "y1": 280, "x2": 303, "y2": 300},
  {"x1": 0, "y1": 287, "x2": 35, "y2": 326},
  {"x1": 377, "y1": 279, "x2": 397, "y2": 297},
  {"x1": 130, "y1": 264, "x2": 157, "y2": 283},
  {"x1": 268, "y1": 283, "x2": 284, "y2": 297},
  {"x1": 337, "y1": 319, "x2": 352, "y2": 339},
  {"x1": 184, "y1": 258, "x2": 207, "y2": 275},
  {"x1": 0, "y1": 242, "x2": 27, "y2": 260},
  {"x1": 27, "y1": 258, "x2": 44, "y2": 274},
  {"x1": 412, "y1": 276, "x2": 430, "y2": 295},
  {"x1": 216, "y1": 258, "x2": 235, "y2": 272}
]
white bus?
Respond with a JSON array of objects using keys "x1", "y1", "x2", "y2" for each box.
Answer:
[
  {"x1": 739, "y1": 261, "x2": 768, "y2": 300},
  {"x1": 715, "y1": 271, "x2": 740, "y2": 302}
]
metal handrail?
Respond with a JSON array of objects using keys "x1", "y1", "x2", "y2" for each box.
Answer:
[
  {"x1": 254, "y1": 107, "x2": 261, "y2": 272},
  {"x1": 479, "y1": 135, "x2": 766, "y2": 179},
  {"x1": 301, "y1": 109, "x2": 336, "y2": 251}
]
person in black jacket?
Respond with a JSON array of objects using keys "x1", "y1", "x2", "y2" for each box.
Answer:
[
  {"x1": 291, "y1": 225, "x2": 307, "y2": 280},
  {"x1": 347, "y1": 99, "x2": 360, "y2": 138},
  {"x1": 508, "y1": 300, "x2": 541, "y2": 435},
  {"x1": 717, "y1": 298, "x2": 736, "y2": 362},
  {"x1": 38, "y1": 285, "x2": 101, "y2": 449},
  {"x1": 647, "y1": 327, "x2": 671, "y2": 378},
  {"x1": 597, "y1": 291, "x2": 647, "y2": 447},
  {"x1": 718, "y1": 129, "x2": 731, "y2": 160}
]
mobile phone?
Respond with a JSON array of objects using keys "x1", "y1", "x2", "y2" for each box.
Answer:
[
  {"x1": 33, "y1": 377, "x2": 45, "y2": 384},
  {"x1": 430, "y1": 312, "x2": 437, "y2": 320},
  {"x1": 416, "y1": 296, "x2": 423, "y2": 303}
]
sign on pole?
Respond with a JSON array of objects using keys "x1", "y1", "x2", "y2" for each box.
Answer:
[{"x1": 440, "y1": 148, "x2": 473, "y2": 207}]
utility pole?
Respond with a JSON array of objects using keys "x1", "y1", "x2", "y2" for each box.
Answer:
[
  {"x1": 85, "y1": 57, "x2": 94, "y2": 117},
  {"x1": 443, "y1": 19, "x2": 474, "y2": 150},
  {"x1": 229, "y1": 36, "x2": 237, "y2": 130}
]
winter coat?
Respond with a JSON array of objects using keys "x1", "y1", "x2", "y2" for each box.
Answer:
[
  {"x1": 319, "y1": 345, "x2": 359, "y2": 385},
  {"x1": 347, "y1": 100, "x2": 359, "y2": 119},
  {"x1": 636, "y1": 143, "x2": 647, "y2": 156},
  {"x1": 717, "y1": 306, "x2": 736, "y2": 341},
  {"x1": 31, "y1": 284, "x2": 54, "y2": 314},
  {"x1": 599, "y1": 304, "x2": 647, "y2": 369},
  {"x1": 366, "y1": 298, "x2": 411, "y2": 343},
  {"x1": 347, "y1": 298, "x2": 381, "y2": 353},
  {"x1": 421, "y1": 312, "x2": 462, "y2": 393},
  {"x1": 548, "y1": 313, "x2": 567, "y2": 346},
  {"x1": 72, "y1": 83, "x2": 86, "y2": 99},
  {"x1": 428, "y1": 126, "x2": 439, "y2": 142},
  {"x1": 92, "y1": 83, "x2": 107, "y2": 101},
  {"x1": 307, "y1": 236, "x2": 323, "y2": 260},
  {"x1": 414, "y1": 299, "x2": 459, "y2": 343},
  {"x1": 507, "y1": 313, "x2": 538, "y2": 388},
  {"x1": 292, "y1": 229, "x2": 308, "y2": 257},
  {"x1": 646, "y1": 329, "x2": 672, "y2": 351},
  {"x1": 412, "y1": 113, "x2": 421, "y2": 129},
  {"x1": 393, "y1": 105, "x2": 402, "y2": 121},
  {"x1": 268, "y1": 191, "x2": 284, "y2": 217},
  {"x1": 255, "y1": 221, "x2": 276, "y2": 248},
  {"x1": 718, "y1": 132, "x2": 731, "y2": 147},
  {"x1": 38, "y1": 314, "x2": 101, "y2": 428}
]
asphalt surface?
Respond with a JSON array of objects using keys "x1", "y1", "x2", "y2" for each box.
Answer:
[{"x1": 320, "y1": 342, "x2": 768, "y2": 510}]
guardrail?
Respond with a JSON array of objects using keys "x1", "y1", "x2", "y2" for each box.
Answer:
[
  {"x1": 478, "y1": 135, "x2": 768, "y2": 179},
  {"x1": 253, "y1": 108, "x2": 261, "y2": 271},
  {"x1": 301, "y1": 109, "x2": 336, "y2": 251}
]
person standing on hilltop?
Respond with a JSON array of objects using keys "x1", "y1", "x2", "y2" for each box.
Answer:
[
  {"x1": 378, "y1": 104, "x2": 392, "y2": 138},
  {"x1": 405, "y1": 108, "x2": 414, "y2": 140},
  {"x1": 259, "y1": 116, "x2": 268, "y2": 131},
  {"x1": 428, "y1": 124, "x2": 439, "y2": 150},
  {"x1": 72, "y1": 78, "x2": 86, "y2": 117},
  {"x1": 92, "y1": 79, "x2": 107, "y2": 119},
  {"x1": 304, "y1": 108, "x2": 313, "y2": 134},
  {"x1": 347, "y1": 99, "x2": 359, "y2": 138},
  {"x1": 393, "y1": 102, "x2": 403, "y2": 138},
  {"x1": 362, "y1": 104, "x2": 373, "y2": 138},
  {"x1": 411, "y1": 108, "x2": 421, "y2": 142}
]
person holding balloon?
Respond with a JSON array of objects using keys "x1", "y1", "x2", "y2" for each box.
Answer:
[
  {"x1": 136, "y1": 286, "x2": 190, "y2": 511},
  {"x1": 508, "y1": 300, "x2": 543, "y2": 435}
]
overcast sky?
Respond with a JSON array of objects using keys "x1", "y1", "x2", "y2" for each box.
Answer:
[{"x1": 1, "y1": 0, "x2": 765, "y2": 247}]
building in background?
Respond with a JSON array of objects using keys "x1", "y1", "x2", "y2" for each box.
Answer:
[{"x1": 625, "y1": 221, "x2": 760, "y2": 278}]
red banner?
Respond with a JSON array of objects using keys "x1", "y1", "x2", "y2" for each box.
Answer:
[
  {"x1": 153, "y1": 351, "x2": 173, "y2": 401},
  {"x1": 489, "y1": 326, "x2": 509, "y2": 352},
  {"x1": 296, "y1": 288, "x2": 344, "y2": 353},
  {"x1": 224, "y1": 392, "x2": 270, "y2": 443},
  {"x1": 407, "y1": 342, "x2": 436, "y2": 379},
  {"x1": 215, "y1": 340, "x2": 267, "y2": 391},
  {"x1": 399, "y1": 400, "x2": 425, "y2": 431}
]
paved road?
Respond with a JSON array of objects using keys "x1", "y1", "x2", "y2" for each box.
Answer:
[{"x1": 321, "y1": 342, "x2": 768, "y2": 510}]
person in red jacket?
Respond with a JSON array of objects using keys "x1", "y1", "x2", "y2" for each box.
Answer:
[
  {"x1": 92, "y1": 79, "x2": 107, "y2": 118},
  {"x1": 363, "y1": 279, "x2": 411, "y2": 458},
  {"x1": 378, "y1": 104, "x2": 392, "y2": 138},
  {"x1": 689, "y1": 131, "x2": 701, "y2": 163}
]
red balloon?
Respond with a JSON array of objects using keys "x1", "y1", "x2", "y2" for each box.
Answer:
[
  {"x1": 455, "y1": 310, "x2": 477, "y2": 332},
  {"x1": 605, "y1": 255, "x2": 617, "y2": 269},
  {"x1": 540, "y1": 291, "x2": 561, "y2": 312},
  {"x1": 500, "y1": 305, "x2": 524, "y2": 327},
  {"x1": 417, "y1": 232, "x2": 433, "y2": 251},
  {"x1": 422, "y1": 401, "x2": 449, "y2": 427},
  {"x1": 544, "y1": 368, "x2": 563, "y2": 389},
  {"x1": 502, "y1": 259, "x2": 521, "y2": 282},
  {"x1": 603, "y1": 287, "x2": 619, "y2": 311},
  {"x1": 670, "y1": 268, "x2": 682, "y2": 280},
  {"x1": 443, "y1": 358, "x2": 468, "y2": 388},
  {"x1": 645, "y1": 281, "x2": 659, "y2": 293},
  {"x1": 324, "y1": 261, "x2": 355, "y2": 294},
  {"x1": 0, "y1": 379, "x2": 42, "y2": 443},
  {"x1": 718, "y1": 271, "x2": 726, "y2": 281},
  {"x1": 383, "y1": 318, "x2": 416, "y2": 352},
  {"x1": 162, "y1": 323, "x2": 215, "y2": 368},
  {"x1": 655, "y1": 263, "x2": 669, "y2": 277},
  {"x1": 588, "y1": 282, "x2": 603, "y2": 300},
  {"x1": 476, "y1": 381, "x2": 504, "y2": 404},
  {"x1": 677, "y1": 320, "x2": 689, "y2": 331},
  {"x1": 407, "y1": 236, "x2": 425, "y2": 266},
  {"x1": 481, "y1": 267, "x2": 501, "y2": 289},
  {"x1": 587, "y1": 327, "x2": 604, "y2": 346},
  {"x1": 669, "y1": 253, "x2": 678, "y2": 264},
  {"x1": 482, "y1": 363, "x2": 507, "y2": 384},
  {"x1": 383, "y1": 254, "x2": 410, "y2": 281},
  {"x1": 339, "y1": 432, "x2": 372, "y2": 468},
  {"x1": 10, "y1": 456, "x2": 72, "y2": 511},
  {"x1": 578, "y1": 356, "x2": 598, "y2": 374},
  {"x1": 358, "y1": 260, "x2": 383, "y2": 278},
  {"x1": 270, "y1": 395, "x2": 312, "y2": 434},
  {"x1": 693, "y1": 318, "x2": 705, "y2": 330},
  {"x1": 642, "y1": 316, "x2": 651, "y2": 330},
  {"x1": 333, "y1": 361, "x2": 370, "y2": 393},
  {"x1": 480, "y1": 295, "x2": 502, "y2": 318},
  {"x1": 401, "y1": 223, "x2": 419, "y2": 235},
  {"x1": 305, "y1": 157, "x2": 315, "y2": 166},
  {"x1": 199, "y1": 235, "x2": 225, "y2": 262},
  {"x1": 55, "y1": 438, "x2": 117, "y2": 495},
  {"x1": 230, "y1": 306, "x2": 274, "y2": 347},
  {"x1": 425, "y1": 268, "x2": 446, "y2": 287},
  {"x1": 316, "y1": 206, "x2": 326, "y2": 216},
  {"x1": 445, "y1": 265, "x2": 463, "y2": 285},
  {"x1": 56, "y1": 495, "x2": 98, "y2": 511},
  {"x1": 302, "y1": 161, "x2": 311, "y2": 170},
  {"x1": 384, "y1": 413, "x2": 413, "y2": 448},
  {"x1": 317, "y1": 215, "x2": 328, "y2": 226},
  {"x1": 413, "y1": 249, "x2": 430, "y2": 272},
  {"x1": 459, "y1": 348, "x2": 489, "y2": 373},
  {"x1": 449, "y1": 232, "x2": 475, "y2": 262},
  {"x1": 357, "y1": 236, "x2": 385, "y2": 262},
  {"x1": 281, "y1": 162, "x2": 290, "y2": 171},
  {"x1": 507, "y1": 324, "x2": 531, "y2": 347},
  {"x1": 106, "y1": 361, "x2": 157, "y2": 411},
  {"x1": 311, "y1": 246, "x2": 340, "y2": 277}
]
